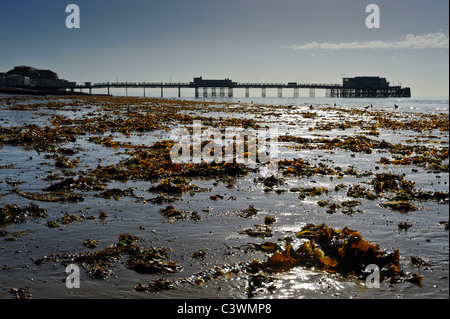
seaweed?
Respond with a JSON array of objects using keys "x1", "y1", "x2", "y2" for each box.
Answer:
[
  {"x1": 159, "y1": 205, "x2": 201, "y2": 223},
  {"x1": 438, "y1": 221, "x2": 449, "y2": 230},
  {"x1": 148, "y1": 178, "x2": 203, "y2": 195},
  {"x1": 135, "y1": 279, "x2": 176, "y2": 293},
  {"x1": 83, "y1": 239, "x2": 99, "y2": 249},
  {"x1": 380, "y1": 201, "x2": 419, "y2": 212},
  {"x1": 35, "y1": 234, "x2": 182, "y2": 280},
  {"x1": 17, "y1": 191, "x2": 85, "y2": 203},
  {"x1": 254, "y1": 175, "x2": 285, "y2": 188},
  {"x1": 371, "y1": 173, "x2": 415, "y2": 194},
  {"x1": 248, "y1": 224, "x2": 423, "y2": 285},
  {"x1": 237, "y1": 205, "x2": 259, "y2": 218},
  {"x1": 296, "y1": 187, "x2": 329, "y2": 200},
  {"x1": 95, "y1": 188, "x2": 135, "y2": 200},
  {"x1": 238, "y1": 224, "x2": 273, "y2": 238},
  {"x1": 0, "y1": 203, "x2": 48, "y2": 225},
  {"x1": 347, "y1": 185, "x2": 378, "y2": 200}
]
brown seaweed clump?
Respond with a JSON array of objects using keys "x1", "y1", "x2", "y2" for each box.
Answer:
[
  {"x1": 159, "y1": 205, "x2": 201, "y2": 223},
  {"x1": 0, "y1": 203, "x2": 48, "y2": 225},
  {"x1": 248, "y1": 224, "x2": 423, "y2": 285},
  {"x1": 35, "y1": 234, "x2": 182, "y2": 280}
]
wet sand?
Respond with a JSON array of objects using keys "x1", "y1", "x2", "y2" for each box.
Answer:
[{"x1": 0, "y1": 95, "x2": 448, "y2": 299}]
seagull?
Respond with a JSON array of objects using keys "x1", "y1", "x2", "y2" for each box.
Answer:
[
  {"x1": 365, "y1": 105, "x2": 370, "y2": 109},
  {"x1": 370, "y1": 104, "x2": 373, "y2": 108},
  {"x1": 394, "y1": 104, "x2": 399, "y2": 109},
  {"x1": 309, "y1": 104, "x2": 314, "y2": 109}
]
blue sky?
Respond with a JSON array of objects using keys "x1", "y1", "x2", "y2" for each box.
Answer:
[{"x1": 1, "y1": 0, "x2": 448, "y2": 96}]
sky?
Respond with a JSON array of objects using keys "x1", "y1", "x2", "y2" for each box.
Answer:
[{"x1": 1, "y1": 0, "x2": 448, "y2": 97}]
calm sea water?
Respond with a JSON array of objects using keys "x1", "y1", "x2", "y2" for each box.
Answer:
[{"x1": 0, "y1": 94, "x2": 448, "y2": 299}]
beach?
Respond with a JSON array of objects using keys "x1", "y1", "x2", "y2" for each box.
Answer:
[{"x1": 0, "y1": 94, "x2": 448, "y2": 299}]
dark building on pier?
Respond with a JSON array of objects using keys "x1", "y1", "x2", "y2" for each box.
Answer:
[
  {"x1": 191, "y1": 76, "x2": 236, "y2": 87},
  {"x1": 330, "y1": 76, "x2": 411, "y2": 98},
  {"x1": 343, "y1": 76, "x2": 390, "y2": 89}
]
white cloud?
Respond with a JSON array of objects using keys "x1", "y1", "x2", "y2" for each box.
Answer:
[{"x1": 292, "y1": 33, "x2": 449, "y2": 50}]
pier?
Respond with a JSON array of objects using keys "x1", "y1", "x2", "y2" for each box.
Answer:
[
  {"x1": 74, "y1": 76, "x2": 411, "y2": 98},
  {"x1": 1, "y1": 67, "x2": 411, "y2": 98}
]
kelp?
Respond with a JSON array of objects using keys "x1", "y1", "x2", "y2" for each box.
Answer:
[
  {"x1": 0, "y1": 125, "x2": 77, "y2": 152},
  {"x1": 46, "y1": 212, "x2": 96, "y2": 228},
  {"x1": 135, "y1": 279, "x2": 176, "y2": 293},
  {"x1": 380, "y1": 201, "x2": 419, "y2": 212},
  {"x1": 44, "y1": 176, "x2": 105, "y2": 192},
  {"x1": 89, "y1": 140, "x2": 250, "y2": 182},
  {"x1": 159, "y1": 205, "x2": 201, "y2": 223},
  {"x1": 83, "y1": 239, "x2": 99, "y2": 249},
  {"x1": 371, "y1": 173, "x2": 416, "y2": 194},
  {"x1": 247, "y1": 274, "x2": 277, "y2": 297},
  {"x1": 35, "y1": 234, "x2": 182, "y2": 280},
  {"x1": 398, "y1": 222, "x2": 412, "y2": 231},
  {"x1": 149, "y1": 194, "x2": 178, "y2": 204},
  {"x1": 347, "y1": 185, "x2": 378, "y2": 200},
  {"x1": 148, "y1": 178, "x2": 206, "y2": 195},
  {"x1": 280, "y1": 158, "x2": 338, "y2": 177},
  {"x1": 237, "y1": 205, "x2": 259, "y2": 218},
  {"x1": 179, "y1": 263, "x2": 242, "y2": 287},
  {"x1": 192, "y1": 249, "x2": 208, "y2": 260},
  {"x1": 439, "y1": 221, "x2": 449, "y2": 230},
  {"x1": 254, "y1": 175, "x2": 285, "y2": 188},
  {"x1": 390, "y1": 191, "x2": 449, "y2": 204},
  {"x1": 295, "y1": 187, "x2": 329, "y2": 200},
  {"x1": 0, "y1": 203, "x2": 48, "y2": 225},
  {"x1": 248, "y1": 224, "x2": 423, "y2": 285},
  {"x1": 238, "y1": 224, "x2": 273, "y2": 238},
  {"x1": 95, "y1": 188, "x2": 135, "y2": 200},
  {"x1": 53, "y1": 155, "x2": 79, "y2": 169},
  {"x1": 9, "y1": 287, "x2": 32, "y2": 300},
  {"x1": 17, "y1": 191, "x2": 85, "y2": 203}
]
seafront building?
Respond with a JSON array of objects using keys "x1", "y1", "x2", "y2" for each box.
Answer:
[{"x1": 0, "y1": 65, "x2": 76, "y2": 91}]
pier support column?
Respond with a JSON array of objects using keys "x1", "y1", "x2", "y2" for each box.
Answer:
[
  {"x1": 107, "y1": 86, "x2": 110, "y2": 96},
  {"x1": 203, "y1": 87, "x2": 208, "y2": 97},
  {"x1": 228, "y1": 87, "x2": 233, "y2": 97},
  {"x1": 293, "y1": 88, "x2": 299, "y2": 98},
  {"x1": 309, "y1": 88, "x2": 315, "y2": 98},
  {"x1": 212, "y1": 87, "x2": 217, "y2": 97},
  {"x1": 278, "y1": 88, "x2": 283, "y2": 98},
  {"x1": 195, "y1": 87, "x2": 199, "y2": 98},
  {"x1": 161, "y1": 87, "x2": 164, "y2": 98},
  {"x1": 262, "y1": 87, "x2": 266, "y2": 98},
  {"x1": 220, "y1": 87, "x2": 225, "y2": 97},
  {"x1": 178, "y1": 87, "x2": 181, "y2": 98},
  {"x1": 143, "y1": 87, "x2": 146, "y2": 97},
  {"x1": 245, "y1": 87, "x2": 250, "y2": 98}
]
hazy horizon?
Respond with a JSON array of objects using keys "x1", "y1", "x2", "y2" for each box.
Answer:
[{"x1": 1, "y1": 0, "x2": 449, "y2": 97}]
